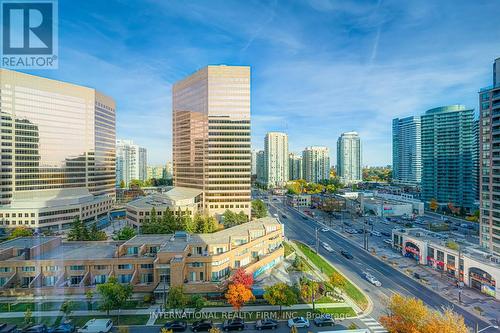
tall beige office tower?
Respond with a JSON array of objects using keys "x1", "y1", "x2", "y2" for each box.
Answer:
[
  {"x1": 0, "y1": 68, "x2": 116, "y2": 206},
  {"x1": 264, "y1": 132, "x2": 289, "y2": 188},
  {"x1": 172, "y1": 65, "x2": 251, "y2": 217}
]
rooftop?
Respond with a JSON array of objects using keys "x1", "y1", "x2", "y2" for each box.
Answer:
[
  {"x1": 126, "y1": 187, "x2": 202, "y2": 209},
  {"x1": 0, "y1": 236, "x2": 58, "y2": 251}
]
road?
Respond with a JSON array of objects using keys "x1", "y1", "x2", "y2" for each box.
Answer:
[{"x1": 264, "y1": 197, "x2": 498, "y2": 333}]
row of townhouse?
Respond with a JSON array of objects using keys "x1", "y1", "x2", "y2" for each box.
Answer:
[{"x1": 0, "y1": 217, "x2": 284, "y2": 298}]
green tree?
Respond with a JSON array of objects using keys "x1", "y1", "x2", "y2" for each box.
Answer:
[
  {"x1": 195, "y1": 214, "x2": 218, "y2": 233},
  {"x1": 119, "y1": 180, "x2": 125, "y2": 188},
  {"x1": 182, "y1": 214, "x2": 197, "y2": 233},
  {"x1": 263, "y1": 282, "x2": 298, "y2": 312},
  {"x1": 251, "y1": 199, "x2": 268, "y2": 219},
  {"x1": 85, "y1": 290, "x2": 94, "y2": 310},
  {"x1": 67, "y1": 218, "x2": 89, "y2": 241},
  {"x1": 114, "y1": 226, "x2": 136, "y2": 240},
  {"x1": 222, "y1": 210, "x2": 248, "y2": 228},
  {"x1": 96, "y1": 277, "x2": 133, "y2": 322},
  {"x1": 60, "y1": 300, "x2": 74, "y2": 319},
  {"x1": 150, "y1": 207, "x2": 157, "y2": 224},
  {"x1": 167, "y1": 286, "x2": 189, "y2": 314},
  {"x1": 189, "y1": 295, "x2": 206, "y2": 313},
  {"x1": 89, "y1": 223, "x2": 107, "y2": 241},
  {"x1": 129, "y1": 179, "x2": 143, "y2": 189},
  {"x1": 8, "y1": 227, "x2": 33, "y2": 239},
  {"x1": 24, "y1": 307, "x2": 33, "y2": 326}
]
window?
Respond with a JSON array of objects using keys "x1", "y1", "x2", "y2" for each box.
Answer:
[
  {"x1": 21, "y1": 266, "x2": 35, "y2": 272},
  {"x1": 44, "y1": 276, "x2": 56, "y2": 286},
  {"x1": 94, "y1": 265, "x2": 108, "y2": 270},
  {"x1": 118, "y1": 264, "x2": 132, "y2": 270},
  {"x1": 190, "y1": 272, "x2": 196, "y2": 282},
  {"x1": 70, "y1": 276, "x2": 83, "y2": 285},
  {"x1": 45, "y1": 266, "x2": 59, "y2": 272},
  {"x1": 94, "y1": 274, "x2": 107, "y2": 284},
  {"x1": 70, "y1": 265, "x2": 84, "y2": 271},
  {"x1": 140, "y1": 273, "x2": 153, "y2": 284},
  {"x1": 0, "y1": 277, "x2": 6, "y2": 287},
  {"x1": 118, "y1": 274, "x2": 132, "y2": 283},
  {"x1": 0, "y1": 267, "x2": 12, "y2": 273},
  {"x1": 127, "y1": 247, "x2": 138, "y2": 255}
]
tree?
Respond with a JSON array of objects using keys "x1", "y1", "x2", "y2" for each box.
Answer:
[
  {"x1": 89, "y1": 223, "x2": 107, "y2": 241},
  {"x1": 8, "y1": 227, "x2": 33, "y2": 239},
  {"x1": 429, "y1": 198, "x2": 438, "y2": 212},
  {"x1": 60, "y1": 300, "x2": 74, "y2": 319},
  {"x1": 167, "y1": 286, "x2": 189, "y2": 314},
  {"x1": 85, "y1": 290, "x2": 94, "y2": 310},
  {"x1": 129, "y1": 179, "x2": 143, "y2": 189},
  {"x1": 222, "y1": 210, "x2": 248, "y2": 228},
  {"x1": 251, "y1": 199, "x2": 268, "y2": 219},
  {"x1": 225, "y1": 283, "x2": 255, "y2": 311},
  {"x1": 230, "y1": 268, "x2": 253, "y2": 289},
  {"x1": 421, "y1": 309, "x2": 468, "y2": 333},
  {"x1": 119, "y1": 180, "x2": 125, "y2": 188},
  {"x1": 189, "y1": 295, "x2": 206, "y2": 313},
  {"x1": 379, "y1": 294, "x2": 430, "y2": 333},
  {"x1": 67, "y1": 218, "x2": 106, "y2": 241},
  {"x1": 445, "y1": 240, "x2": 459, "y2": 251},
  {"x1": 182, "y1": 213, "x2": 197, "y2": 233},
  {"x1": 24, "y1": 307, "x2": 33, "y2": 326},
  {"x1": 299, "y1": 278, "x2": 319, "y2": 303},
  {"x1": 96, "y1": 277, "x2": 133, "y2": 321},
  {"x1": 195, "y1": 214, "x2": 218, "y2": 233},
  {"x1": 330, "y1": 271, "x2": 347, "y2": 294},
  {"x1": 114, "y1": 226, "x2": 136, "y2": 240},
  {"x1": 263, "y1": 282, "x2": 298, "y2": 312}
]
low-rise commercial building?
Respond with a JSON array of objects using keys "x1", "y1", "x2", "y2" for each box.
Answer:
[
  {"x1": 359, "y1": 191, "x2": 424, "y2": 217},
  {"x1": 392, "y1": 228, "x2": 500, "y2": 300},
  {"x1": 125, "y1": 187, "x2": 203, "y2": 228},
  {"x1": 286, "y1": 194, "x2": 311, "y2": 207},
  {"x1": 0, "y1": 189, "x2": 113, "y2": 232},
  {"x1": 0, "y1": 217, "x2": 284, "y2": 298}
]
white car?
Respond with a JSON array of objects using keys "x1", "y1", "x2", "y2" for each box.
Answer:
[
  {"x1": 370, "y1": 230, "x2": 382, "y2": 237},
  {"x1": 78, "y1": 319, "x2": 113, "y2": 333},
  {"x1": 287, "y1": 317, "x2": 310, "y2": 328},
  {"x1": 321, "y1": 242, "x2": 334, "y2": 252},
  {"x1": 321, "y1": 227, "x2": 329, "y2": 232},
  {"x1": 363, "y1": 272, "x2": 382, "y2": 287}
]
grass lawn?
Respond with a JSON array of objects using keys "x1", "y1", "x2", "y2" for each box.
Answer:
[
  {"x1": 295, "y1": 241, "x2": 368, "y2": 310},
  {"x1": 283, "y1": 241, "x2": 295, "y2": 257},
  {"x1": 0, "y1": 315, "x2": 149, "y2": 327},
  {"x1": 0, "y1": 300, "x2": 150, "y2": 312}
]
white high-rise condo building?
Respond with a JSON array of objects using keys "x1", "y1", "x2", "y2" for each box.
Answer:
[
  {"x1": 173, "y1": 65, "x2": 251, "y2": 217},
  {"x1": 337, "y1": 132, "x2": 362, "y2": 184},
  {"x1": 256, "y1": 150, "x2": 265, "y2": 184},
  {"x1": 392, "y1": 116, "x2": 422, "y2": 185},
  {"x1": 0, "y1": 69, "x2": 115, "y2": 231},
  {"x1": 264, "y1": 132, "x2": 289, "y2": 188},
  {"x1": 288, "y1": 153, "x2": 303, "y2": 180},
  {"x1": 302, "y1": 146, "x2": 330, "y2": 183},
  {"x1": 116, "y1": 139, "x2": 147, "y2": 187}
]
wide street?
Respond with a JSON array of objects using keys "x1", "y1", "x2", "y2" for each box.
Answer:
[{"x1": 263, "y1": 195, "x2": 499, "y2": 333}]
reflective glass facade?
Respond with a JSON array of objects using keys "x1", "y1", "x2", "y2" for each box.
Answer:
[
  {"x1": 173, "y1": 66, "x2": 251, "y2": 217},
  {"x1": 0, "y1": 69, "x2": 116, "y2": 205}
]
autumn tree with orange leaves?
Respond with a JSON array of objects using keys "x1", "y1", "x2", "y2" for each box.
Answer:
[
  {"x1": 380, "y1": 294, "x2": 467, "y2": 333},
  {"x1": 230, "y1": 268, "x2": 254, "y2": 289},
  {"x1": 225, "y1": 283, "x2": 255, "y2": 310}
]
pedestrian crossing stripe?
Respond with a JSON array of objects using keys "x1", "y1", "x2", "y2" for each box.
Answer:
[{"x1": 359, "y1": 317, "x2": 388, "y2": 333}]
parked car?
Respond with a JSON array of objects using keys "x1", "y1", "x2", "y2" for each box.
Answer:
[
  {"x1": 287, "y1": 317, "x2": 310, "y2": 328},
  {"x1": 77, "y1": 319, "x2": 113, "y2": 333},
  {"x1": 321, "y1": 242, "x2": 334, "y2": 252},
  {"x1": 381, "y1": 231, "x2": 391, "y2": 237},
  {"x1": 48, "y1": 323, "x2": 76, "y2": 333},
  {"x1": 340, "y1": 250, "x2": 354, "y2": 259},
  {"x1": 191, "y1": 320, "x2": 214, "y2": 332},
  {"x1": 281, "y1": 214, "x2": 288, "y2": 219},
  {"x1": 302, "y1": 216, "x2": 309, "y2": 220},
  {"x1": 313, "y1": 315, "x2": 335, "y2": 327},
  {"x1": 0, "y1": 323, "x2": 17, "y2": 333},
  {"x1": 413, "y1": 272, "x2": 421, "y2": 280},
  {"x1": 383, "y1": 239, "x2": 392, "y2": 246},
  {"x1": 163, "y1": 321, "x2": 188, "y2": 332},
  {"x1": 254, "y1": 319, "x2": 278, "y2": 330},
  {"x1": 22, "y1": 325, "x2": 49, "y2": 333},
  {"x1": 370, "y1": 230, "x2": 382, "y2": 237},
  {"x1": 222, "y1": 318, "x2": 245, "y2": 331}
]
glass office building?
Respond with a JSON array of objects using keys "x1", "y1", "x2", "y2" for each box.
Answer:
[
  {"x1": 337, "y1": 132, "x2": 362, "y2": 184},
  {"x1": 172, "y1": 65, "x2": 251, "y2": 217},
  {"x1": 392, "y1": 116, "x2": 422, "y2": 185},
  {"x1": 0, "y1": 68, "x2": 116, "y2": 206}
]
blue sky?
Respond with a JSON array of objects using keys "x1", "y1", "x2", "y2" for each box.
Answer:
[{"x1": 26, "y1": 0, "x2": 500, "y2": 166}]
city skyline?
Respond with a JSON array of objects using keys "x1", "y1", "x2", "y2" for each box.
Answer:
[{"x1": 20, "y1": 1, "x2": 500, "y2": 166}]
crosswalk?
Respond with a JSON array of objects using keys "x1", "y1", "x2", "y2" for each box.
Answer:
[{"x1": 359, "y1": 316, "x2": 388, "y2": 333}]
